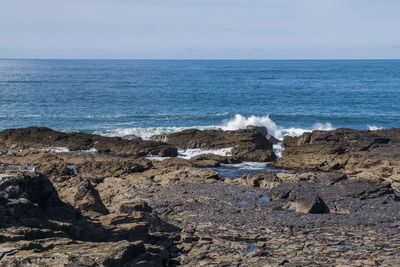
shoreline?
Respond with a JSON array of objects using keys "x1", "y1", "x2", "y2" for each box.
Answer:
[{"x1": 1, "y1": 126, "x2": 400, "y2": 266}]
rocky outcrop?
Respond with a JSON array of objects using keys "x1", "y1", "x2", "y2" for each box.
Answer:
[
  {"x1": 2, "y1": 126, "x2": 400, "y2": 266},
  {"x1": 0, "y1": 127, "x2": 177, "y2": 157},
  {"x1": 273, "y1": 128, "x2": 400, "y2": 186},
  {"x1": 0, "y1": 171, "x2": 73, "y2": 228},
  {"x1": 0, "y1": 171, "x2": 174, "y2": 266},
  {"x1": 151, "y1": 128, "x2": 276, "y2": 162}
]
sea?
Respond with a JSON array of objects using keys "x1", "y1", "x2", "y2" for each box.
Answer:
[{"x1": 1, "y1": 59, "x2": 399, "y2": 175}]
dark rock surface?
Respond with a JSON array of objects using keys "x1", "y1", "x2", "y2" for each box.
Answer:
[
  {"x1": 241, "y1": 171, "x2": 282, "y2": 188},
  {"x1": 1, "y1": 127, "x2": 400, "y2": 266},
  {"x1": 134, "y1": 173, "x2": 400, "y2": 266},
  {"x1": 151, "y1": 128, "x2": 276, "y2": 162},
  {"x1": 273, "y1": 128, "x2": 400, "y2": 190},
  {"x1": 0, "y1": 171, "x2": 175, "y2": 266},
  {"x1": 0, "y1": 126, "x2": 177, "y2": 157}
]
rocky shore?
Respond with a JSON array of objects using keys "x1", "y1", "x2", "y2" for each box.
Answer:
[{"x1": 1, "y1": 126, "x2": 400, "y2": 266}]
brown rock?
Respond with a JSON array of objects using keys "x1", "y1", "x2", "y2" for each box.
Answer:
[
  {"x1": 74, "y1": 179, "x2": 108, "y2": 215},
  {"x1": 0, "y1": 126, "x2": 177, "y2": 158},
  {"x1": 122, "y1": 134, "x2": 143, "y2": 141},
  {"x1": 150, "y1": 128, "x2": 275, "y2": 162},
  {"x1": 285, "y1": 196, "x2": 330, "y2": 214},
  {"x1": 242, "y1": 172, "x2": 282, "y2": 188},
  {"x1": 266, "y1": 134, "x2": 281, "y2": 145},
  {"x1": 120, "y1": 200, "x2": 153, "y2": 214},
  {"x1": 246, "y1": 125, "x2": 268, "y2": 136},
  {"x1": 273, "y1": 128, "x2": 400, "y2": 188},
  {"x1": 190, "y1": 153, "x2": 241, "y2": 164}
]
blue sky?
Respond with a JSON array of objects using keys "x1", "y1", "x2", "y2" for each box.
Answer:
[{"x1": 1, "y1": 0, "x2": 399, "y2": 59}]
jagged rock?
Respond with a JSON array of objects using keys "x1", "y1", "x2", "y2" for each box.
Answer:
[
  {"x1": 0, "y1": 170, "x2": 176, "y2": 266},
  {"x1": 150, "y1": 128, "x2": 276, "y2": 162},
  {"x1": 152, "y1": 155, "x2": 237, "y2": 168},
  {"x1": 323, "y1": 173, "x2": 347, "y2": 185},
  {"x1": 246, "y1": 125, "x2": 268, "y2": 136},
  {"x1": 152, "y1": 167, "x2": 220, "y2": 184},
  {"x1": 0, "y1": 127, "x2": 177, "y2": 158},
  {"x1": 273, "y1": 128, "x2": 400, "y2": 188},
  {"x1": 122, "y1": 134, "x2": 143, "y2": 141},
  {"x1": 190, "y1": 154, "x2": 241, "y2": 164},
  {"x1": 242, "y1": 172, "x2": 282, "y2": 189},
  {"x1": 0, "y1": 240, "x2": 148, "y2": 267},
  {"x1": 74, "y1": 179, "x2": 108, "y2": 215},
  {"x1": 266, "y1": 134, "x2": 281, "y2": 145},
  {"x1": 284, "y1": 196, "x2": 330, "y2": 214},
  {"x1": 3, "y1": 126, "x2": 400, "y2": 266},
  {"x1": 76, "y1": 157, "x2": 153, "y2": 180},
  {"x1": 120, "y1": 200, "x2": 153, "y2": 214},
  {"x1": 231, "y1": 144, "x2": 276, "y2": 162},
  {"x1": 0, "y1": 171, "x2": 74, "y2": 227},
  {"x1": 97, "y1": 213, "x2": 149, "y2": 242}
]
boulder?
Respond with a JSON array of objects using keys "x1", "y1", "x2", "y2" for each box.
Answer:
[
  {"x1": 74, "y1": 179, "x2": 108, "y2": 215},
  {"x1": 0, "y1": 171, "x2": 73, "y2": 227},
  {"x1": 242, "y1": 172, "x2": 282, "y2": 189},
  {"x1": 246, "y1": 125, "x2": 268, "y2": 136},
  {"x1": 284, "y1": 195, "x2": 330, "y2": 214},
  {"x1": 278, "y1": 185, "x2": 331, "y2": 214}
]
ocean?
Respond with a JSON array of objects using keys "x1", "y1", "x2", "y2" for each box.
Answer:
[{"x1": 1, "y1": 59, "x2": 399, "y2": 140}]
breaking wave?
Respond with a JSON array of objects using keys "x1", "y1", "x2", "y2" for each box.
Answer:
[
  {"x1": 93, "y1": 126, "x2": 218, "y2": 140},
  {"x1": 92, "y1": 114, "x2": 336, "y2": 141},
  {"x1": 367, "y1": 125, "x2": 383, "y2": 131},
  {"x1": 221, "y1": 114, "x2": 334, "y2": 140}
]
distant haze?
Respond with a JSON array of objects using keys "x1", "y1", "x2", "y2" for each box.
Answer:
[{"x1": 1, "y1": 0, "x2": 400, "y2": 59}]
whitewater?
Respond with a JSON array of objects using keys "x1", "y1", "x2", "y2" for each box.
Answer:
[{"x1": 93, "y1": 114, "x2": 344, "y2": 140}]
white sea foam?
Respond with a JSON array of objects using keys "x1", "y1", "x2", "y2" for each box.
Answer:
[
  {"x1": 368, "y1": 125, "x2": 383, "y2": 131},
  {"x1": 221, "y1": 162, "x2": 268, "y2": 170},
  {"x1": 75, "y1": 148, "x2": 99, "y2": 154},
  {"x1": 145, "y1": 148, "x2": 232, "y2": 161},
  {"x1": 273, "y1": 143, "x2": 283, "y2": 158},
  {"x1": 94, "y1": 126, "x2": 218, "y2": 140},
  {"x1": 145, "y1": 156, "x2": 170, "y2": 161},
  {"x1": 90, "y1": 114, "x2": 337, "y2": 161},
  {"x1": 39, "y1": 147, "x2": 70, "y2": 153},
  {"x1": 178, "y1": 147, "x2": 232, "y2": 160},
  {"x1": 221, "y1": 114, "x2": 334, "y2": 140},
  {"x1": 92, "y1": 114, "x2": 335, "y2": 141},
  {"x1": 38, "y1": 147, "x2": 98, "y2": 154}
]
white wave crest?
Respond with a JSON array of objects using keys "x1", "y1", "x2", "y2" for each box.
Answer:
[
  {"x1": 178, "y1": 147, "x2": 232, "y2": 160},
  {"x1": 221, "y1": 114, "x2": 334, "y2": 140},
  {"x1": 91, "y1": 114, "x2": 335, "y2": 141},
  {"x1": 273, "y1": 143, "x2": 283, "y2": 158},
  {"x1": 94, "y1": 126, "x2": 218, "y2": 140},
  {"x1": 38, "y1": 147, "x2": 98, "y2": 154},
  {"x1": 39, "y1": 147, "x2": 70, "y2": 153},
  {"x1": 221, "y1": 162, "x2": 268, "y2": 170},
  {"x1": 368, "y1": 125, "x2": 383, "y2": 131},
  {"x1": 145, "y1": 147, "x2": 232, "y2": 161},
  {"x1": 145, "y1": 156, "x2": 170, "y2": 161}
]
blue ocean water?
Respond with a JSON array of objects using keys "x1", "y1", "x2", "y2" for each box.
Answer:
[{"x1": 1, "y1": 59, "x2": 399, "y2": 139}]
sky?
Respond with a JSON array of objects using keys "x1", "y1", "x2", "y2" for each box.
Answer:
[{"x1": 1, "y1": 0, "x2": 400, "y2": 59}]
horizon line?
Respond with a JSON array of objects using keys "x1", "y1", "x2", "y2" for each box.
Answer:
[{"x1": 1, "y1": 58, "x2": 400, "y2": 61}]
